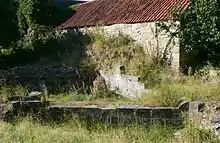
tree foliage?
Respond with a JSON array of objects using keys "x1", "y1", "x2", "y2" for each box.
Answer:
[
  {"x1": 179, "y1": 0, "x2": 220, "y2": 67},
  {"x1": 0, "y1": 0, "x2": 74, "y2": 68},
  {"x1": 0, "y1": 0, "x2": 73, "y2": 47},
  {"x1": 0, "y1": 0, "x2": 19, "y2": 47},
  {"x1": 17, "y1": 0, "x2": 73, "y2": 32}
]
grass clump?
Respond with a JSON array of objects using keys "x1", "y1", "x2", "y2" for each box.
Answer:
[
  {"x1": 0, "y1": 85, "x2": 29, "y2": 102},
  {"x1": 140, "y1": 74, "x2": 220, "y2": 106},
  {"x1": 49, "y1": 92, "x2": 90, "y2": 103}
]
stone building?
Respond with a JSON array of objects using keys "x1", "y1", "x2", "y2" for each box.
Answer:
[{"x1": 59, "y1": 0, "x2": 190, "y2": 71}]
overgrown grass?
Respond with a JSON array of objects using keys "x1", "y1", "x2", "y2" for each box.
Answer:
[
  {"x1": 1, "y1": 73, "x2": 220, "y2": 107},
  {"x1": 48, "y1": 91, "x2": 131, "y2": 106},
  {"x1": 0, "y1": 85, "x2": 29, "y2": 102},
  {"x1": 2, "y1": 32, "x2": 220, "y2": 107},
  {"x1": 138, "y1": 73, "x2": 220, "y2": 106},
  {"x1": 173, "y1": 121, "x2": 219, "y2": 143},
  {"x1": 0, "y1": 117, "x2": 219, "y2": 143},
  {"x1": 0, "y1": 117, "x2": 175, "y2": 143},
  {"x1": 85, "y1": 30, "x2": 220, "y2": 106}
]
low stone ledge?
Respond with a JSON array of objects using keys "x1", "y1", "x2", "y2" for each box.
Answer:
[
  {"x1": 1, "y1": 101, "x2": 185, "y2": 126},
  {"x1": 45, "y1": 104, "x2": 184, "y2": 125}
]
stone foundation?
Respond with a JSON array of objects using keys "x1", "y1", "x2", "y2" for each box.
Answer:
[
  {"x1": 0, "y1": 98, "x2": 184, "y2": 126},
  {"x1": 46, "y1": 104, "x2": 183, "y2": 126},
  {"x1": 2, "y1": 98, "x2": 220, "y2": 136}
]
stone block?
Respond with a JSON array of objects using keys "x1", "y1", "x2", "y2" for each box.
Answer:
[
  {"x1": 117, "y1": 108, "x2": 136, "y2": 116},
  {"x1": 11, "y1": 101, "x2": 48, "y2": 117},
  {"x1": 164, "y1": 119, "x2": 184, "y2": 126},
  {"x1": 81, "y1": 107, "x2": 102, "y2": 118},
  {"x1": 117, "y1": 108, "x2": 137, "y2": 124},
  {"x1": 136, "y1": 108, "x2": 152, "y2": 118},
  {"x1": 188, "y1": 101, "x2": 204, "y2": 120},
  {"x1": 68, "y1": 106, "x2": 82, "y2": 114},
  {"x1": 136, "y1": 117, "x2": 151, "y2": 125},
  {"x1": 100, "y1": 108, "x2": 118, "y2": 124},
  {"x1": 152, "y1": 108, "x2": 181, "y2": 118},
  {"x1": 178, "y1": 101, "x2": 189, "y2": 112},
  {"x1": 100, "y1": 71, "x2": 148, "y2": 99},
  {"x1": 46, "y1": 107, "x2": 68, "y2": 120}
]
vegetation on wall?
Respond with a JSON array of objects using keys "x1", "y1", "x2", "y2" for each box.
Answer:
[{"x1": 87, "y1": 30, "x2": 169, "y2": 88}]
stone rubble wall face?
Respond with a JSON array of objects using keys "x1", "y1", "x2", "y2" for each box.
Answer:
[{"x1": 79, "y1": 21, "x2": 180, "y2": 71}]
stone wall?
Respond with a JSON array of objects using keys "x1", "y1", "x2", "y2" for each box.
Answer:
[
  {"x1": 3, "y1": 98, "x2": 220, "y2": 137},
  {"x1": 79, "y1": 21, "x2": 180, "y2": 71},
  {"x1": 0, "y1": 99, "x2": 184, "y2": 126},
  {"x1": 47, "y1": 104, "x2": 183, "y2": 126}
]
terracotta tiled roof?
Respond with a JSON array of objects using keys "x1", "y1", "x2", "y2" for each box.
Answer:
[{"x1": 59, "y1": 0, "x2": 190, "y2": 29}]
